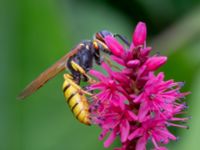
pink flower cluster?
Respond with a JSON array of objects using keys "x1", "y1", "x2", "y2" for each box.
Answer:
[{"x1": 89, "y1": 22, "x2": 190, "y2": 150}]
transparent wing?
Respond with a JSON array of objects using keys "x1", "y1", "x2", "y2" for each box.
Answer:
[{"x1": 18, "y1": 44, "x2": 82, "y2": 100}]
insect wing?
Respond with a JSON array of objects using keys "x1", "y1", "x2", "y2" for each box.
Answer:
[{"x1": 18, "y1": 44, "x2": 82, "y2": 100}]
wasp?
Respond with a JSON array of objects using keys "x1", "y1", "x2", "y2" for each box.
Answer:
[{"x1": 18, "y1": 30, "x2": 130, "y2": 125}]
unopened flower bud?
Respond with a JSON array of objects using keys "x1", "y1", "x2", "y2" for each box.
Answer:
[
  {"x1": 126, "y1": 59, "x2": 140, "y2": 68},
  {"x1": 145, "y1": 56, "x2": 167, "y2": 71},
  {"x1": 105, "y1": 36, "x2": 124, "y2": 57},
  {"x1": 133, "y1": 22, "x2": 147, "y2": 46}
]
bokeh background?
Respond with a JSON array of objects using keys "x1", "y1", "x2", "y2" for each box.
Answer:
[{"x1": 1, "y1": 0, "x2": 200, "y2": 149}]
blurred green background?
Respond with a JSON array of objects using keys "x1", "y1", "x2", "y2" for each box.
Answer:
[{"x1": 1, "y1": 0, "x2": 200, "y2": 149}]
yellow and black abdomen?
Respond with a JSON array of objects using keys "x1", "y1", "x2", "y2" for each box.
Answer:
[{"x1": 62, "y1": 77, "x2": 91, "y2": 125}]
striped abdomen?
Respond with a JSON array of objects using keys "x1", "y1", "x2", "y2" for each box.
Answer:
[{"x1": 62, "y1": 79, "x2": 91, "y2": 125}]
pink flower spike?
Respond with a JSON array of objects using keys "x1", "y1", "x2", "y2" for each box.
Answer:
[
  {"x1": 133, "y1": 22, "x2": 147, "y2": 46},
  {"x1": 88, "y1": 22, "x2": 190, "y2": 150},
  {"x1": 145, "y1": 56, "x2": 167, "y2": 71},
  {"x1": 105, "y1": 36, "x2": 124, "y2": 57}
]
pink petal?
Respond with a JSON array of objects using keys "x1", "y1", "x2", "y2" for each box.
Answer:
[
  {"x1": 120, "y1": 119, "x2": 130, "y2": 142},
  {"x1": 111, "y1": 55, "x2": 125, "y2": 66},
  {"x1": 133, "y1": 93, "x2": 143, "y2": 103},
  {"x1": 126, "y1": 110, "x2": 138, "y2": 121},
  {"x1": 104, "y1": 129, "x2": 117, "y2": 148},
  {"x1": 119, "y1": 97, "x2": 126, "y2": 110},
  {"x1": 99, "y1": 129, "x2": 109, "y2": 140},
  {"x1": 89, "y1": 70, "x2": 106, "y2": 81},
  {"x1": 111, "y1": 72, "x2": 129, "y2": 85},
  {"x1": 156, "y1": 72, "x2": 165, "y2": 81},
  {"x1": 102, "y1": 62, "x2": 113, "y2": 76},
  {"x1": 140, "y1": 47, "x2": 152, "y2": 56},
  {"x1": 89, "y1": 82, "x2": 106, "y2": 90},
  {"x1": 138, "y1": 102, "x2": 149, "y2": 122},
  {"x1": 128, "y1": 128, "x2": 143, "y2": 140},
  {"x1": 133, "y1": 22, "x2": 147, "y2": 46},
  {"x1": 136, "y1": 135, "x2": 148, "y2": 150},
  {"x1": 105, "y1": 36, "x2": 124, "y2": 57},
  {"x1": 122, "y1": 68, "x2": 133, "y2": 75},
  {"x1": 157, "y1": 128, "x2": 177, "y2": 141},
  {"x1": 137, "y1": 65, "x2": 147, "y2": 77}
]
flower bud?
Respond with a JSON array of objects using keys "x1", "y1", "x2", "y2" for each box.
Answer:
[
  {"x1": 105, "y1": 36, "x2": 124, "y2": 57},
  {"x1": 133, "y1": 22, "x2": 147, "y2": 46},
  {"x1": 145, "y1": 56, "x2": 167, "y2": 71},
  {"x1": 126, "y1": 59, "x2": 140, "y2": 68},
  {"x1": 140, "y1": 47, "x2": 152, "y2": 57}
]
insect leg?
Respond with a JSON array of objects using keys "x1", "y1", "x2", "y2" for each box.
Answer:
[
  {"x1": 101, "y1": 55, "x2": 121, "y2": 71},
  {"x1": 114, "y1": 34, "x2": 131, "y2": 47},
  {"x1": 93, "y1": 48, "x2": 102, "y2": 65},
  {"x1": 93, "y1": 39, "x2": 112, "y2": 55}
]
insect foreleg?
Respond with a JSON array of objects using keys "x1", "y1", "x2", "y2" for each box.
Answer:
[
  {"x1": 101, "y1": 55, "x2": 121, "y2": 71},
  {"x1": 114, "y1": 34, "x2": 131, "y2": 47}
]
